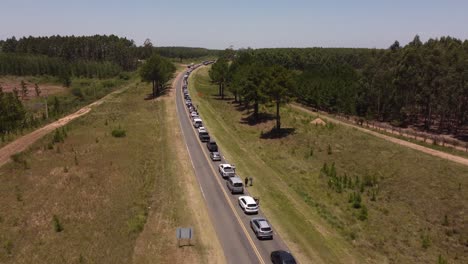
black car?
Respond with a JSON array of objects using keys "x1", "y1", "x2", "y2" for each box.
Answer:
[
  {"x1": 270, "y1": 250, "x2": 297, "y2": 264},
  {"x1": 206, "y1": 140, "x2": 218, "y2": 152}
]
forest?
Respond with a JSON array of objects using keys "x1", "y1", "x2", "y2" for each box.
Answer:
[{"x1": 213, "y1": 36, "x2": 468, "y2": 135}]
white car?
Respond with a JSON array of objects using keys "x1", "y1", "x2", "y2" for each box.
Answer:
[
  {"x1": 218, "y1": 164, "x2": 236, "y2": 178},
  {"x1": 190, "y1": 111, "x2": 199, "y2": 118},
  {"x1": 198, "y1": 127, "x2": 207, "y2": 133},
  {"x1": 238, "y1": 196, "x2": 259, "y2": 214},
  {"x1": 193, "y1": 118, "x2": 203, "y2": 128}
]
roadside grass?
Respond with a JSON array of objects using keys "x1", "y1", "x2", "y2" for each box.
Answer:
[
  {"x1": 0, "y1": 79, "x2": 215, "y2": 263},
  {"x1": 189, "y1": 67, "x2": 468, "y2": 264}
]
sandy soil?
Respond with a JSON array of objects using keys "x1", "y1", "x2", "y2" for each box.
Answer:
[
  {"x1": 0, "y1": 86, "x2": 129, "y2": 168},
  {"x1": 0, "y1": 80, "x2": 65, "y2": 99},
  {"x1": 291, "y1": 104, "x2": 468, "y2": 167}
]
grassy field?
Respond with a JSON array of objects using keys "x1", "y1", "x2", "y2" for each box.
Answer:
[
  {"x1": 189, "y1": 66, "x2": 468, "y2": 264},
  {"x1": 0, "y1": 75, "x2": 132, "y2": 148},
  {"x1": 0, "y1": 78, "x2": 223, "y2": 263}
]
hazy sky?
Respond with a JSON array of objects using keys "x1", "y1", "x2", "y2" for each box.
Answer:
[{"x1": 1, "y1": 0, "x2": 467, "y2": 49}]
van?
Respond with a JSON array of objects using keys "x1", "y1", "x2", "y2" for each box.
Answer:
[
  {"x1": 227, "y1": 176, "x2": 244, "y2": 194},
  {"x1": 193, "y1": 118, "x2": 203, "y2": 128}
]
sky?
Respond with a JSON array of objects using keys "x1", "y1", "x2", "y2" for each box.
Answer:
[{"x1": 1, "y1": 0, "x2": 467, "y2": 49}]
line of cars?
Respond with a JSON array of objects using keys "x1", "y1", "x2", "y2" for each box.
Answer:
[{"x1": 182, "y1": 66, "x2": 297, "y2": 264}]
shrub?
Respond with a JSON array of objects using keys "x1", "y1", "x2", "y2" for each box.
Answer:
[
  {"x1": 111, "y1": 128, "x2": 126, "y2": 138},
  {"x1": 327, "y1": 144, "x2": 332, "y2": 155},
  {"x1": 421, "y1": 233, "x2": 431, "y2": 249},
  {"x1": 358, "y1": 205, "x2": 368, "y2": 221},
  {"x1": 437, "y1": 255, "x2": 447, "y2": 264},
  {"x1": 52, "y1": 215, "x2": 64, "y2": 232},
  {"x1": 3, "y1": 240, "x2": 13, "y2": 255},
  {"x1": 53, "y1": 129, "x2": 64, "y2": 143}
]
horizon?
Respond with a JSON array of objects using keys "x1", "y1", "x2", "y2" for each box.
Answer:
[{"x1": 2, "y1": 0, "x2": 468, "y2": 49}]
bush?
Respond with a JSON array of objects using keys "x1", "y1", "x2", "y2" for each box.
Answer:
[
  {"x1": 11, "y1": 153, "x2": 24, "y2": 163},
  {"x1": 52, "y1": 215, "x2": 64, "y2": 232},
  {"x1": 358, "y1": 205, "x2": 368, "y2": 221},
  {"x1": 111, "y1": 128, "x2": 126, "y2": 138},
  {"x1": 3, "y1": 240, "x2": 13, "y2": 255}
]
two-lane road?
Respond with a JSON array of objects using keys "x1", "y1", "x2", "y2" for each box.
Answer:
[{"x1": 175, "y1": 66, "x2": 290, "y2": 264}]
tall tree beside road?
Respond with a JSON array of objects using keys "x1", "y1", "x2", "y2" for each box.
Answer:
[
  {"x1": 139, "y1": 54, "x2": 176, "y2": 97},
  {"x1": 209, "y1": 58, "x2": 230, "y2": 99},
  {"x1": 238, "y1": 64, "x2": 270, "y2": 120},
  {"x1": 265, "y1": 65, "x2": 296, "y2": 130}
]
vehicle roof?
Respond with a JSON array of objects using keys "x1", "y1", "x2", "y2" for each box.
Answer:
[
  {"x1": 229, "y1": 176, "x2": 243, "y2": 183},
  {"x1": 252, "y1": 218, "x2": 270, "y2": 227},
  {"x1": 239, "y1": 196, "x2": 256, "y2": 204},
  {"x1": 193, "y1": 118, "x2": 202, "y2": 122},
  {"x1": 273, "y1": 250, "x2": 295, "y2": 261},
  {"x1": 220, "y1": 163, "x2": 232, "y2": 168}
]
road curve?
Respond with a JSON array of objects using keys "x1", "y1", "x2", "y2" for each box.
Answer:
[{"x1": 175, "y1": 66, "x2": 291, "y2": 264}]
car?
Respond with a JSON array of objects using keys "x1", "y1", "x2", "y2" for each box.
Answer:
[
  {"x1": 250, "y1": 218, "x2": 273, "y2": 240},
  {"x1": 238, "y1": 196, "x2": 259, "y2": 214},
  {"x1": 218, "y1": 163, "x2": 236, "y2": 178},
  {"x1": 190, "y1": 111, "x2": 199, "y2": 118},
  {"x1": 198, "y1": 129, "x2": 210, "y2": 142},
  {"x1": 206, "y1": 140, "x2": 218, "y2": 152},
  {"x1": 270, "y1": 250, "x2": 297, "y2": 264},
  {"x1": 193, "y1": 118, "x2": 203, "y2": 128},
  {"x1": 226, "y1": 176, "x2": 244, "y2": 194},
  {"x1": 210, "y1": 151, "x2": 221, "y2": 161}
]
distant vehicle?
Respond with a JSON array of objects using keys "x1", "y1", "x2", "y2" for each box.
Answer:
[
  {"x1": 218, "y1": 163, "x2": 236, "y2": 178},
  {"x1": 238, "y1": 196, "x2": 259, "y2": 214},
  {"x1": 210, "y1": 151, "x2": 221, "y2": 161},
  {"x1": 193, "y1": 118, "x2": 203, "y2": 128},
  {"x1": 199, "y1": 131, "x2": 210, "y2": 142},
  {"x1": 198, "y1": 127, "x2": 207, "y2": 133},
  {"x1": 250, "y1": 218, "x2": 273, "y2": 240},
  {"x1": 206, "y1": 140, "x2": 218, "y2": 152},
  {"x1": 190, "y1": 111, "x2": 199, "y2": 118},
  {"x1": 226, "y1": 176, "x2": 244, "y2": 194},
  {"x1": 270, "y1": 250, "x2": 297, "y2": 264}
]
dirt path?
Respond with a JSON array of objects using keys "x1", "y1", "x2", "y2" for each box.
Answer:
[
  {"x1": 0, "y1": 85, "x2": 130, "y2": 168},
  {"x1": 291, "y1": 104, "x2": 468, "y2": 167}
]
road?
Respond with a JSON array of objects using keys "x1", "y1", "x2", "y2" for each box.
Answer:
[{"x1": 175, "y1": 67, "x2": 290, "y2": 264}]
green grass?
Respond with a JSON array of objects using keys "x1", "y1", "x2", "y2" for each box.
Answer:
[
  {"x1": 0, "y1": 75, "x2": 134, "y2": 148},
  {"x1": 0, "y1": 80, "x2": 211, "y2": 263},
  {"x1": 189, "y1": 66, "x2": 468, "y2": 264}
]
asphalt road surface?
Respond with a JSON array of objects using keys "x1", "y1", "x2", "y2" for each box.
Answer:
[{"x1": 175, "y1": 66, "x2": 291, "y2": 264}]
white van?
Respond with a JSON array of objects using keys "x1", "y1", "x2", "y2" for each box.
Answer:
[{"x1": 193, "y1": 118, "x2": 203, "y2": 128}]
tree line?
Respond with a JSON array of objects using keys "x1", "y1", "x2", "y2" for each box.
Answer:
[
  {"x1": 214, "y1": 36, "x2": 468, "y2": 134},
  {"x1": 1, "y1": 35, "x2": 137, "y2": 70},
  {"x1": 209, "y1": 52, "x2": 295, "y2": 131},
  {"x1": 0, "y1": 53, "x2": 121, "y2": 79}
]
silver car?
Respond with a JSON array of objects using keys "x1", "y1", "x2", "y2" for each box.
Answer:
[
  {"x1": 210, "y1": 151, "x2": 221, "y2": 161},
  {"x1": 250, "y1": 218, "x2": 273, "y2": 240}
]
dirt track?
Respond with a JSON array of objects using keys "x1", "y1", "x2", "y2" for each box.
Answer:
[
  {"x1": 0, "y1": 86, "x2": 129, "y2": 168},
  {"x1": 291, "y1": 104, "x2": 468, "y2": 167}
]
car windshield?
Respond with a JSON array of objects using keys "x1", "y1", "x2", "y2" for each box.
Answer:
[
  {"x1": 233, "y1": 183, "x2": 243, "y2": 187},
  {"x1": 224, "y1": 168, "x2": 234, "y2": 172},
  {"x1": 247, "y1": 204, "x2": 257, "y2": 207},
  {"x1": 260, "y1": 227, "x2": 271, "y2": 232}
]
